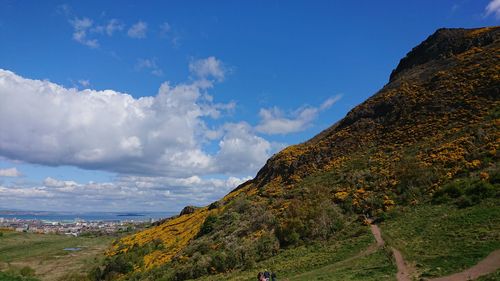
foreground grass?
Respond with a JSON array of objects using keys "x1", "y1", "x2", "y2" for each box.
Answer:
[
  {"x1": 288, "y1": 248, "x2": 395, "y2": 281},
  {"x1": 382, "y1": 199, "x2": 500, "y2": 279},
  {"x1": 0, "y1": 231, "x2": 113, "y2": 281},
  {"x1": 475, "y1": 269, "x2": 500, "y2": 281},
  {"x1": 192, "y1": 222, "x2": 396, "y2": 281},
  {"x1": 0, "y1": 271, "x2": 39, "y2": 281}
]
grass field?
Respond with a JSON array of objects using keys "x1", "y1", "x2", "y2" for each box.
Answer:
[
  {"x1": 381, "y1": 199, "x2": 500, "y2": 279},
  {"x1": 0, "y1": 231, "x2": 114, "y2": 281}
]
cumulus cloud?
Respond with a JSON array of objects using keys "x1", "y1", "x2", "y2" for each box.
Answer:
[
  {"x1": 0, "y1": 65, "x2": 271, "y2": 178},
  {"x1": 256, "y1": 95, "x2": 341, "y2": 135},
  {"x1": 135, "y1": 58, "x2": 164, "y2": 76},
  {"x1": 485, "y1": 0, "x2": 500, "y2": 19},
  {"x1": 70, "y1": 17, "x2": 99, "y2": 48},
  {"x1": 128, "y1": 21, "x2": 148, "y2": 38},
  {"x1": 216, "y1": 122, "x2": 272, "y2": 174},
  {"x1": 189, "y1": 57, "x2": 226, "y2": 82},
  {"x1": 0, "y1": 167, "x2": 21, "y2": 177}
]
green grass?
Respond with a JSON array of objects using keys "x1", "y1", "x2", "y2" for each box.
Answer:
[
  {"x1": 381, "y1": 199, "x2": 500, "y2": 279},
  {"x1": 475, "y1": 270, "x2": 500, "y2": 281},
  {"x1": 0, "y1": 231, "x2": 113, "y2": 281},
  {"x1": 0, "y1": 271, "x2": 39, "y2": 281},
  {"x1": 192, "y1": 222, "x2": 396, "y2": 281},
  {"x1": 288, "y1": 248, "x2": 395, "y2": 281}
]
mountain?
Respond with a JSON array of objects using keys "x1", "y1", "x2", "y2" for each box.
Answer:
[{"x1": 94, "y1": 26, "x2": 499, "y2": 281}]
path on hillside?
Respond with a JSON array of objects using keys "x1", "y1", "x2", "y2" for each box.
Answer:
[
  {"x1": 368, "y1": 221, "x2": 412, "y2": 281},
  {"x1": 369, "y1": 221, "x2": 500, "y2": 281}
]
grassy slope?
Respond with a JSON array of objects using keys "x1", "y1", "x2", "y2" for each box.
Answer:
[
  {"x1": 288, "y1": 249, "x2": 395, "y2": 281},
  {"x1": 190, "y1": 200, "x2": 500, "y2": 281},
  {"x1": 191, "y1": 223, "x2": 396, "y2": 281},
  {"x1": 0, "y1": 231, "x2": 113, "y2": 281},
  {"x1": 382, "y1": 199, "x2": 500, "y2": 279}
]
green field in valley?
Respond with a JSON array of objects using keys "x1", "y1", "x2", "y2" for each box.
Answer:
[{"x1": 0, "y1": 231, "x2": 113, "y2": 281}]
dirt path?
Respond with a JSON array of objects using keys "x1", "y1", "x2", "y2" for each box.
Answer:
[
  {"x1": 369, "y1": 223, "x2": 385, "y2": 246},
  {"x1": 368, "y1": 222, "x2": 412, "y2": 281},
  {"x1": 369, "y1": 221, "x2": 500, "y2": 281},
  {"x1": 391, "y1": 247, "x2": 412, "y2": 281},
  {"x1": 429, "y1": 249, "x2": 500, "y2": 281}
]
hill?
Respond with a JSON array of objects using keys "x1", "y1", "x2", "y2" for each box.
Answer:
[{"x1": 94, "y1": 26, "x2": 500, "y2": 281}]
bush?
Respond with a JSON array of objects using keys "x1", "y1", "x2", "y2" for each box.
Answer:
[
  {"x1": 210, "y1": 251, "x2": 228, "y2": 272},
  {"x1": 464, "y1": 181, "x2": 495, "y2": 199},
  {"x1": 394, "y1": 153, "x2": 437, "y2": 203},
  {"x1": 276, "y1": 184, "x2": 345, "y2": 247},
  {"x1": 255, "y1": 233, "x2": 279, "y2": 261},
  {"x1": 455, "y1": 196, "x2": 473, "y2": 208},
  {"x1": 433, "y1": 177, "x2": 498, "y2": 208},
  {"x1": 443, "y1": 184, "x2": 463, "y2": 198},
  {"x1": 198, "y1": 215, "x2": 219, "y2": 237}
]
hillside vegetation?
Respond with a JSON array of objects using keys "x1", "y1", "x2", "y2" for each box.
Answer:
[{"x1": 95, "y1": 26, "x2": 500, "y2": 281}]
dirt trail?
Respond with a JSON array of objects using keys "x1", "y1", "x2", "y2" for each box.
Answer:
[
  {"x1": 429, "y1": 249, "x2": 500, "y2": 281},
  {"x1": 391, "y1": 247, "x2": 412, "y2": 281},
  {"x1": 368, "y1": 222, "x2": 412, "y2": 281},
  {"x1": 369, "y1": 221, "x2": 500, "y2": 281},
  {"x1": 369, "y1": 223, "x2": 385, "y2": 246}
]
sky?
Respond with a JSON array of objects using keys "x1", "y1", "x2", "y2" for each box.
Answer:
[{"x1": 0, "y1": 0, "x2": 499, "y2": 213}]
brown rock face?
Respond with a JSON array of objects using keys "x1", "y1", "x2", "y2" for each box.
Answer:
[{"x1": 179, "y1": 205, "x2": 196, "y2": 216}]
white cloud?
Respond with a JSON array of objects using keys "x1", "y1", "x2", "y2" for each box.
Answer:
[
  {"x1": 70, "y1": 17, "x2": 99, "y2": 48},
  {"x1": 93, "y1": 19, "x2": 125, "y2": 36},
  {"x1": 319, "y1": 95, "x2": 342, "y2": 110},
  {"x1": 135, "y1": 58, "x2": 164, "y2": 77},
  {"x1": 485, "y1": 0, "x2": 500, "y2": 19},
  {"x1": 105, "y1": 19, "x2": 125, "y2": 36},
  {"x1": 159, "y1": 22, "x2": 171, "y2": 35},
  {"x1": 0, "y1": 174, "x2": 252, "y2": 211},
  {"x1": 0, "y1": 64, "x2": 270, "y2": 178},
  {"x1": 43, "y1": 177, "x2": 77, "y2": 188},
  {"x1": 256, "y1": 95, "x2": 341, "y2": 135},
  {"x1": 78, "y1": 79, "x2": 90, "y2": 87},
  {"x1": 128, "y1": 21, "x2": 148, "y2": 38},
  {"x1": 189, "y1": 57, "x2": 226, "y2": 82},
  {"x1": 216, "y1": 122, "x2": 272, "y2": 174},
  {"x1": 0, "y1": 167, "x2": 21, "y2": 177}
]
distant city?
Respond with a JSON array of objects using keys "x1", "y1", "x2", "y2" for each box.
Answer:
[{"x1": 0, "y1": 210, "x2": 176, "y2": 236}]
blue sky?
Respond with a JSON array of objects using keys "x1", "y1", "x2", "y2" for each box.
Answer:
[{"x1": 0, "y1": 0, "x2": 498, "y2": 212}]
